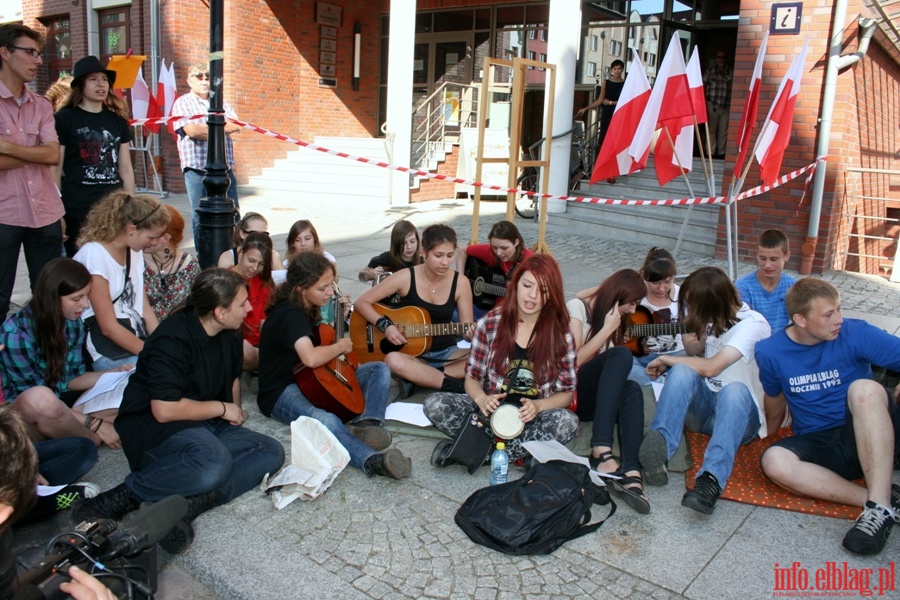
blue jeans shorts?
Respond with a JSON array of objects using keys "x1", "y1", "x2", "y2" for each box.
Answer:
[{"x1": 419, "y1": 344, "x2": 466, "y2": 369}]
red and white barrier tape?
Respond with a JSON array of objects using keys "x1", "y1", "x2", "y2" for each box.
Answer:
[{"x1": 128, "y1": 115, "x2": 825, "y2": 207}]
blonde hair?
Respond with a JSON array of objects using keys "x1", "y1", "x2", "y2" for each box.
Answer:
[
  {"x1": 77, "y1": 191, "x2": 171, "y2": 247},
  {"x1": 44, "y1": 76, "x2": 72, "y2": 112}
]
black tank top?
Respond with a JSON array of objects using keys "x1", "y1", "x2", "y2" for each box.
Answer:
[{"x1": 403, "y1": 268, "x2": 459, "y2": 352}]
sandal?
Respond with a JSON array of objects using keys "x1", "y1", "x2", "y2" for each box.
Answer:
[
  {"x1": 610, "y1": 472, "x2": 651, "y2": 514},
  {"x1": 588, "y1": 451, "x2": 618, "y2": 472}
]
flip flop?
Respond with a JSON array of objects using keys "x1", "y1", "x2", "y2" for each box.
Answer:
[{"x1": 610, "y1": 473, "x2": 651, "y2": 515}]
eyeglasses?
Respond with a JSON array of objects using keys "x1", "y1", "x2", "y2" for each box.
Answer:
[
  {"x1": 191, "y1": 73, "x2": 210, "y2": 80},
  {"x1": 5, "y1": 45, "x2": 43, "y2": 60}
]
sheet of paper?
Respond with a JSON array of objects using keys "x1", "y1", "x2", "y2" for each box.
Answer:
[
  {"x1": 522, "y1": 440, "x2": 619, "y2": 486},
  {"x1": 652, "y1": 381, "x2": 664, "y2": 402},
  {"x1": 457, "y1": 340, "x2": 471, "y2": 349},
  {"x1": 37, "y1": 484, "x2": 65, "y2": 497},
  {"x1": 73, "y1": 370, "x2": 133, "y2": 413},
  {"x1": 384, "y1": 402, "x2": 432, "y2": 427}
]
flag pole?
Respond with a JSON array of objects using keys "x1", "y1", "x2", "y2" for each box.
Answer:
[{"x1": 663, "y1": 127, "x2": 696, "y2": 258}]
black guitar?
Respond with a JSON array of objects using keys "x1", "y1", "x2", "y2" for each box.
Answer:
[{"x1": 464, "y1": 256, "x2": 508, "y2": 310}]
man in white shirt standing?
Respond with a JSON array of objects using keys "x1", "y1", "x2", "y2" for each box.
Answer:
[{"x1": 170, "y1": 62, "x2": 241, "y2": 243}]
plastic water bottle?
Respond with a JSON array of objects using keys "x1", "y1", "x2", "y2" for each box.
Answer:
[{"x1": 490, "y1": 442, "x2": 509, "y2": 485}]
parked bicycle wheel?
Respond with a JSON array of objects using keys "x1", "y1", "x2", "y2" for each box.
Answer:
[{"x1": 515, "y1": 169, "x2": 538, "y2": 220}]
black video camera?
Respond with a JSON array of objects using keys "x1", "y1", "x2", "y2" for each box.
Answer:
[{"x1": 13, "y1": 495, "x2": 188, "y2": 600}]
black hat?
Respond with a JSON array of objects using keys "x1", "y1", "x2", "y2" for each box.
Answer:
[{"x1": 72, "y1": 56, "x2": 117, "y2": 87}]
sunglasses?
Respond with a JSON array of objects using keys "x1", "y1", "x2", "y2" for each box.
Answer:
[{"x1": 191, "y1": 73, "x2": 211, "y2": 80}]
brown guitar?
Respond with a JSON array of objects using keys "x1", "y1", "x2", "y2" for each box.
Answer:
[
  {"x1": 293, "y1": 288, "x2": 365, "y2": 422},
  {"x1": 349, "y1": 304, "x2": 473, "y2": 363},
  {"x1": 620, "y1": 305, "x2": 688, "y2": 357}
]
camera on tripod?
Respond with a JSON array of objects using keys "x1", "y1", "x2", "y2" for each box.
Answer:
[{"x1": 13, "y1": 495, "x2": 187, "y2": 600}]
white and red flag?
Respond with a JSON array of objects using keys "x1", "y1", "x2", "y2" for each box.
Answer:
[
  {"x1": 654, "y1": 43, "x2": 701, "y2": 186},
  {"x1": 755, "y1": 37, "x2": 808, "y2": 185},
  {"x1": 589, "y1": 51, "x2": 651, "y2": 184},
  {"x1": 733, "y1": 32, "x2": 769, "y2": 178},
  {"x1": 131, "y1": 66, "x2": 151, "y2": 122}
]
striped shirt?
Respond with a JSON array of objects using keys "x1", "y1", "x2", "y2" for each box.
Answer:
[{"x1": 170, "y1": 92, "x2": 237, "y2": 171}]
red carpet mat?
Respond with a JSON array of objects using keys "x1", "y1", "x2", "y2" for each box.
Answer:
[{"x1": 685, "y1": 428, "x2": 862, "y2": 520}]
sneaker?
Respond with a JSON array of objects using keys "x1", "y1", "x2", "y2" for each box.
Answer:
[
  {"x1": 54, "y1": 482, "x2": 100, "y2": 512},
  {"x1": 71, "y1": 482, "x2": 140, "y2": 524},
  {"x1": 842, "y1": 501, "x2": 900, "y2": 556},
  {"x1": 682, "y1": 472, "x2": 722, "y2": 514},
  {"x1": 348, "y1": 423, "x2": 392, "y2": 451},
  {"x1": 638, "y1": 430, "x2": 669, "y2": 486},
  {"x1": 365, "y1": 449, "x2": 412, "y2": 479}
]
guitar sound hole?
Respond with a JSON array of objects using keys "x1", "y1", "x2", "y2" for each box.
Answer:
[{"x1": 379, "y1": 338, "x2": 406, "y2": 355}]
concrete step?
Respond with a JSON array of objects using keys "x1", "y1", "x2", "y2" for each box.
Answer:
[
  {"x1": 246, "y1": 137, "x2": 390, "y2": 201},
  {"x1": 549, "y1": 157, "x2": 726, "y2": 256}
]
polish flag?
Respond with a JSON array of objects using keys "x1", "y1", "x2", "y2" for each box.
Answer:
[
  {"x1": 131, "y1": 66, "x2": 151, "y2": 121},
  {"x1": 734, "y1": 32, "x2": 769, "y2": 178},
  {"x1": 755, "y1": 38, "x2": 809, "y2": 185},
  {"x1": 687, "y1": 47, "x2": 707, "y2": 125},
  {"x1": 589, "y1": 51, "x2": 651, "y2": 184},
  {"x1": 649, "y1": 37, "x2": 694, "y2": 186},
  {"x1": 629, "y1": 35, "x2": 692, "y2": 171}
]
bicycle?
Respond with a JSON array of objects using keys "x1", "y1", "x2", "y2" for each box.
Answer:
[{"x1": 514, "y1": 121, "x2": 595, "y2": 220}]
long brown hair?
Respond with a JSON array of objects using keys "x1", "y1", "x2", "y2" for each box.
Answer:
[
  {"x1": 28, "y1": 258, "x2": 92, "y2": 390},
  {"x1": 488, "y1": 220, "x2": 526, "y2": 265},
  {"x1": 586, "y1": 269, "x2": 645, "y2": 345},
  {"x1": 678, "y1": 267, "x2": 741, "y2": 337},
  {"x1": 267, "y1": 252, "x2": 335, "y2": 321},
  {"x1": 491, "y1": 254, "x2": 569, "y2": 386},
  {"x1": 388, "y1": 220, "x2": 422, "y2": 270},
  {"x1": 63, "y1": 74, "x2": 130, "y2": 120},
  {"x1": 237, "y1": 232, "x2": 275, "y2": 289}
]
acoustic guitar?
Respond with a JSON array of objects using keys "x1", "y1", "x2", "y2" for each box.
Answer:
[
  {"x1": 293, "y1": 286, "x2": 365, "y2": 422},
  {"x1": 620, "y1": 305, "x2": 689, "y2": 357},
  {"x1": 349, "y1": 303, "x2": 473, "y2": 363},
  {"x1": 464, "y1": 256, "x2": 508, "y2": 310}
]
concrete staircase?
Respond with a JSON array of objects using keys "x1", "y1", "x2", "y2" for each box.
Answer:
[
  {"x1": 549, "y1": 158, "x2": 728, "y2": 257},
  {"x1": 241, "y1": 137, "x2": 391, "y2": 202},
  {"x1": 411, "y1": 140, "x2": 455, "y2": 191}
]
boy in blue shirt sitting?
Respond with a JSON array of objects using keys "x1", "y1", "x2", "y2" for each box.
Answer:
[{"x1": 736, "y1": 229, "x2": 796, "y2": 331}]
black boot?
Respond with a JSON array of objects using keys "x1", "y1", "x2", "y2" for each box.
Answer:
[
  {"x1": 71, "y1": 483, "x2": 140, "y2": 524},
  {"x1": 364, "y1": 449, "x2": 412, "y2": 479},
  {"x1": 159, "y1": 490, "x2": 221, "y2": 554},
  {"x1": 440, "y1": 376, "x2": 465, "y2": 394}
]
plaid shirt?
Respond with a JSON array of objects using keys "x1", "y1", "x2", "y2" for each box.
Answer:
[
  {"x1": 703, "y1": 67, "x2": 733, "y2": 109},
  {"x1": 0, "y1": 305, "x2": 86, "y2": 402},
  {"x1": 465, "y1": 309, "x2": 577, "y2": 398},
  {"x1": 170, "y1": 92, "x2": 237, "y2": 171}
]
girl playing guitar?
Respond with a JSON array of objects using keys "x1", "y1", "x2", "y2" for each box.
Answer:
[
  {"x1": 424, "y1": 254, "x2": 580, "y2": 463},
  {"x1": 257, "y1": 252, "x2": 411, "y2": 479},
  {"x1": 568, "y1": 269, "x2": 650, "y2": 513},
  {"x1": 355, "y1": 224, "x2": 474, "y2": 397},
  {"x1": 456, "y1": 220, "x2": 533, "y2": 318}
]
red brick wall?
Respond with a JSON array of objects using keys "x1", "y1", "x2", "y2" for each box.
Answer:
[
  {"x1": 410, "y1": 144, "x2": 461, "y2": 202},
  {"x1": 722, "y1": 1, "x2": 900, "y2": 275}
]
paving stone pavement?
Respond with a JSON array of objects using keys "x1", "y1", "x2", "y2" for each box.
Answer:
[{"x1": 9, "y1": 190, "x2": 900, "y2": 599}]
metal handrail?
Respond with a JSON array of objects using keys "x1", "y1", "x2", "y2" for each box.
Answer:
[{"x1": 411, "y1": 81, "x2": 479, "y2": 169}]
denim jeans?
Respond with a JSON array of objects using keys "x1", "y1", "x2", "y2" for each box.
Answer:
[
  {"x1": 650, "y1": 363, "x2": 759, "y2": 487},
  {"x1": 91, "y1": 354, "x2": 138, "y2": 372},
  {"x1": 124, "y1": 419, "x2": 285, "y2": 503},
  {"x1": 270, "y1": 362, "x2": 391, "y2": 471},
  {"x1": 184, "y1": 169, "x2": 240, "y2": 243},
  {"x1": 36, "y1": 437, "x2": 99, "y2": 485}
]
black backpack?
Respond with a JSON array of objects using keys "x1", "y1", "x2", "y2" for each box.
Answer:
[{"x1": 454, "y1": 460, "x2": 616, "y2": 555}]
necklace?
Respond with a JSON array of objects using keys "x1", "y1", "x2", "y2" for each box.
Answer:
[
  {"x1": 422, "y1": 270, "x2": 442, "y2": 294},
  {"x1": 152, "y1": 252, "x2": 176, "y2": 274}
]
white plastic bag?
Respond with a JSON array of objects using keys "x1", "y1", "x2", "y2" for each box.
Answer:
[{"x1": 260, "y1": 416, "x2": 350, "y2": 508}]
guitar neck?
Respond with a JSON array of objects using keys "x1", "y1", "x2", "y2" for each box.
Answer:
[
  {"x1": 480, "y1": 283, "x2": 507, "y2": 297},
  {"x1": 398, "y1": 322, "x2": 472, "y2": 338},
  {"x1": 628, "y1": 323, "x2": 687, "y2": 337}
]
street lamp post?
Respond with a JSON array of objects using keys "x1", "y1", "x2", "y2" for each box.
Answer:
[{"x1": 196, "y1": 0, "x2": 236, "y2": 268}]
